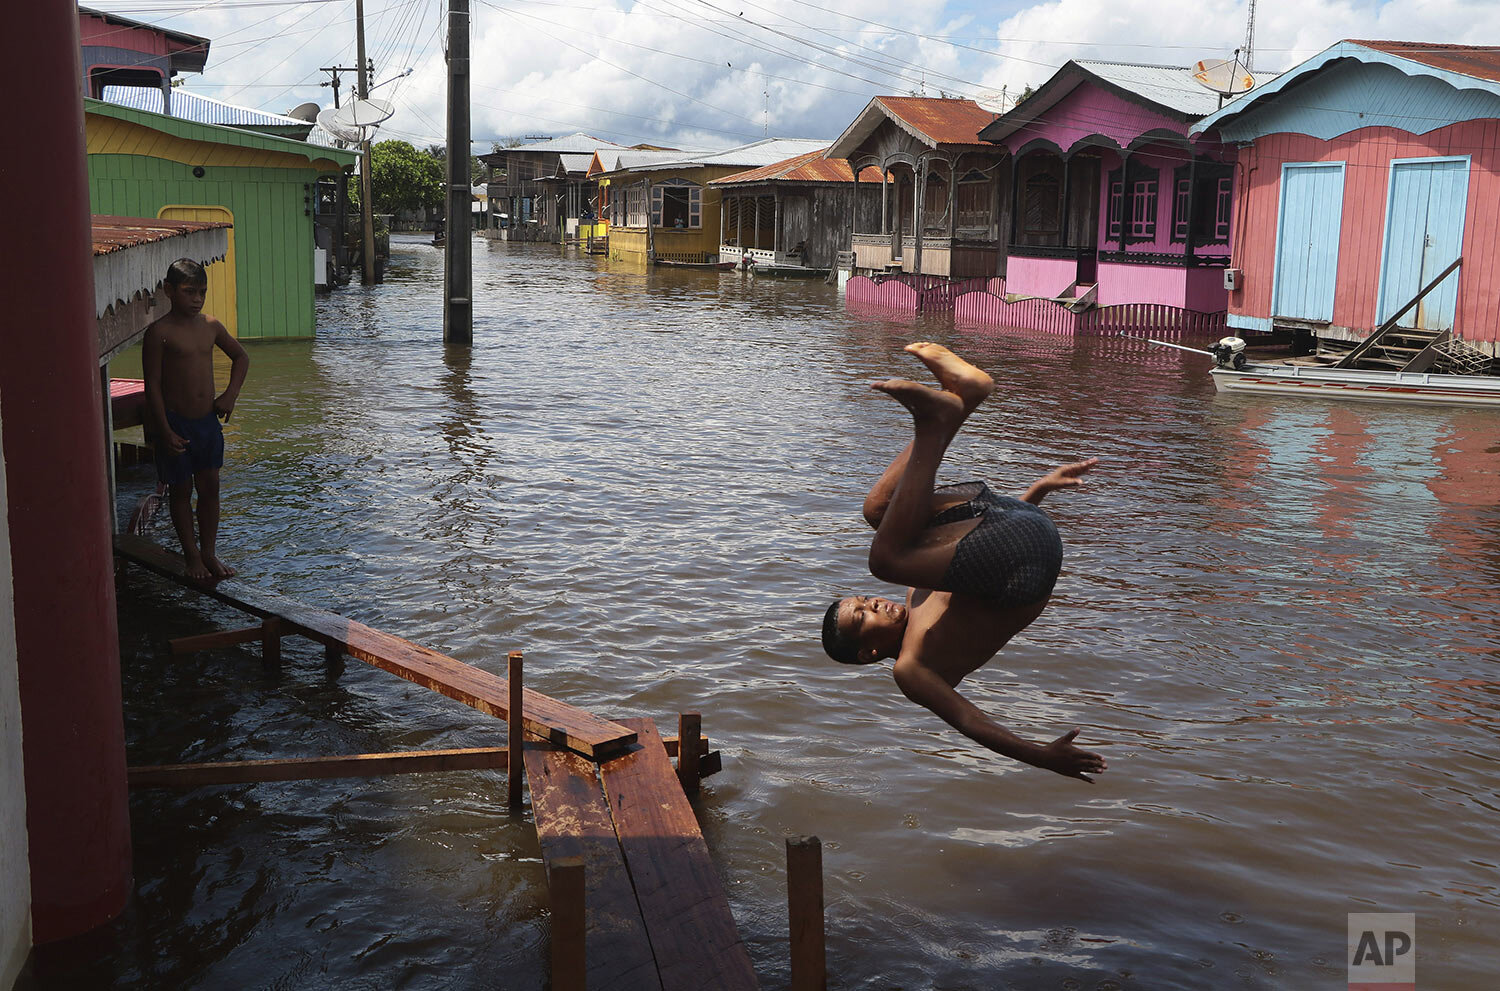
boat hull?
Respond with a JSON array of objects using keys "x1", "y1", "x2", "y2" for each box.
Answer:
[{"x1": 1211, "y1": 363, "x2": 1500, "y2": 407}]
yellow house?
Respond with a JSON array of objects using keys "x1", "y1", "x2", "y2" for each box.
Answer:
[{"x1": 596, "y1": 140, "x2": 827, "y2": 264}]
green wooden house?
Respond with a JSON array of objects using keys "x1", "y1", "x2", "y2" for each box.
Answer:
[{"x1": 85, "y1": 97, "x2": 357, "y2": 340}]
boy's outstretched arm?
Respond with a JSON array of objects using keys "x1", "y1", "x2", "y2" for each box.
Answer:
[
  {"x1": 1021, "y1": 457, "x2": 1099, "y2": 504},
  {"x1": 213, "y1": 321, "x2": 249, "y2": 421},
  {"x1": 891, "y1": 657, "x2": 1106, "y2": 781},
  {"x1": 141, "y1": 325, "x2": 186, "y2": 454}
]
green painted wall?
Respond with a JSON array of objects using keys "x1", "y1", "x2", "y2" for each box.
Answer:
[{"x1": 88, "y1": 155, "x2": 320, "y2": 340}]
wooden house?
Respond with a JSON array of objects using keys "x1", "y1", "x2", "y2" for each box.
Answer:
[
  {"x1": 710, "y1": 149, "x2": 884, "y2": 271},
  {"x1": 85, "y1": 97, "x2": 357, "y2": 339},
  {"x1": 79, "y1": 5, "x2": 208, "y2": 113},
  {"x1": 825, "y1": 97, "x2": 1008, "y2": 284},
  {"x1": 480, "y1": 133, "x2": 627, "y2": 242},
  {"x1": 597, "y1": 140, "x2": 826, "y2": 265},
  {"x1": 1193, "y1": 40, "x2": 1500, "y2": 357},
  {"x1": 960, "y1": 60, "x2": 1276, "y2": 334}
]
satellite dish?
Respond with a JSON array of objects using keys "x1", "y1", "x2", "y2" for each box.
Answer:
[
  {"x1": 976, "y1": 90, "x2": 1010, "y2": 114},
  {"x1": 316, "y1": 108, "x2": 364, "y2": 144},
  {"x1": 333, "y1": 98, "x2": 396, "y2": 129},
  {"x1": 1193, "y1": 57, "x2": 1255, "y2": 96},
  {"x1": 286, "y1": 101, "x2": 321, "y2": 122}
]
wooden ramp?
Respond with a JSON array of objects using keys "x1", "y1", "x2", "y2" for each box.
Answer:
[
  {"x1": 113, "y1": 534, "x2": 636, "y2": 759},
  {"x1": 527, "y1": 718, "x2": 759, "y2": 991}
]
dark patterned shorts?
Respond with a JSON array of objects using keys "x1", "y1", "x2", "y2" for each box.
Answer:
[{"x1": 931, "y1": 482, "x2": 1063, "y2": 606}]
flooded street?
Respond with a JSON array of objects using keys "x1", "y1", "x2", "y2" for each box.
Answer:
[{"x1": 50, "y1": 235, "x2": 1500, "y2": 988}]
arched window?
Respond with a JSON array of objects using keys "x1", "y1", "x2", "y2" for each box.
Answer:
[
  {"x1": 1023, "y1": 173, "x2": 1060, "y2": 240},
  {"x1": 651, "y1": 177, "x2": 703, "y2": 229}
]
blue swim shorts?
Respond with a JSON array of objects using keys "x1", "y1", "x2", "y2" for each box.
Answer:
[{"x1": 154, "y1": 409, "x2": 225, "y2": 486}]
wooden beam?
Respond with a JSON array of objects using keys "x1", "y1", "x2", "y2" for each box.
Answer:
[
  {"x1": 114, "y1": 534, "x2": 637, "y2": 760},
  {"x1": 676, "y1": 712, "x2": 701, "y2": 795},
  {"x1": 168, "y1": 624, "x2": 268, "y2": 655},
  {"x1": 128, "y1": 747, "x2": 510, "y2": 787},
  {"x1": 549, "y1": 856, "x2": 587, "y2": 991},
  {"x1": 661, "y1": 735, "x2": 722, "y2": 780},
  {"x1": 261, "y1": 617, "x2": 283, "y2": 666},
  {"x1": 786, "y1": 836, "x2": 826, "y2": 991},
  {"x1": 601, "y1": 718, "x2": 760, "y2": 991},
  {"x1": 508, "y1": 650, "x2": 524, "y2": 810},
  {"x1": 524, "y1": 742, "x2": 662, "y2": 991}
]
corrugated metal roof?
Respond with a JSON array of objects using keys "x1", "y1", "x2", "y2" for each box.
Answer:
[
  {"x1": 514, "y1": 132, "x2": 628, "y2": 153},
  {"x1": 1072, "y1": 60, "x2": 1280, "y2": 117},
  {"x1": 709, "y1": 148, "x2": 884, "y2": 185},
  {"x1": 102, "y1": 85, "x2": 314, "y2": 132},
  {"x1": 84, "y1": 97, "x2": 358, "y2": 167},
  {"x1": 601, "y1": 138, "x2": 830, "y2": 176},
  {"x1": 557, "y1": 152, "x2": 596, "y2": 174},
  {"x1": 92, "y1": 215, "x2": 229, "y2": 256},
  {"x1": 1350, "y1": 40, "x2": 1500, "y2": 84},
  {"x1": 875, "y1": 97, "x2": 999, "y2": 146}
]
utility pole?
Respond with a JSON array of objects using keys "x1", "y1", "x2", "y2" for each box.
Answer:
[
  {"x1": 355, "y1": 0, "x2": 377, "y2": 284},
  {"x1": 444, "y1": 0, "x2": 472, "y2": 344}
]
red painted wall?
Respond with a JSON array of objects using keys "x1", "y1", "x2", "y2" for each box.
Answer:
[
  {"x1": 1227, "y1": 121, "x2": 1500, "y2": 343},
  {"x1": 1, "y1": 2, "x2": 132, "y2": 942},
  {"x1": 78, "y1": 10, "x2": 171, "y2": 55}
]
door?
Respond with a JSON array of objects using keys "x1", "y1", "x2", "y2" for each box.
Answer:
[
  {"x1": 157, "y1": 205, "x2": 237, "y2": 337},
  {"x1": 1376, "y1": 158, "x2": 1469, "y2": 331},
  {"x1": 1271, "y1": 163, "x2": 1345, "y2": 322}
]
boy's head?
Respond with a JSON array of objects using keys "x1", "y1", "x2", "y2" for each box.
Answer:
[
  {"x1": 821, "y1": 595, "x2": 907, "y2": 665},
  {"x1": 165, "y1": 258, "x2": 208, "y2": 286},
  {"x1": 163, "y1": 258, "x2": 208, "y2": 316}
]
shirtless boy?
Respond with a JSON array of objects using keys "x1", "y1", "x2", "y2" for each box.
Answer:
[
  {"x1": 142, "y1": 259, "x2": 250, "y2": 581},
  {"x1": 821, "y1": 343, "x2": 1107, "y2": 782}
]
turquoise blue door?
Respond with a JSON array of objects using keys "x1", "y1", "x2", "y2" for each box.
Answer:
[
  {"x1": 1376, "y1": 158, "x2": 1469, "y2": 331},
  {"x1": 1272, "y1": 163, "x2": 1345, "y2": 322}
]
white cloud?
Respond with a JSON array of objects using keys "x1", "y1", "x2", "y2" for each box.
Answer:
[{"x1": 112, "y1": 0, "x2": 1498, "y2": 151}]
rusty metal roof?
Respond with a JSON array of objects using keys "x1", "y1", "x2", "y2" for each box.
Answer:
[
  {"x1": 875, "y1": 97, "x2": 999, "y2": 146},
  {"x1": 92, "y1": 215, "x2": 230, "y2": 256},
  {"x1": 1350, "y1": 40, "x2": 1500, "y2": 83},
  {"x1": 710, "y1": 149, "x2": 886, "y2": 185}
]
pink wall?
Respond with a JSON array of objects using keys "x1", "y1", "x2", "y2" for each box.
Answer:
[
  {"x1": 78, "y1": 11, "x2": 170, "y2": 55},
  {"x1": 1001, "y1": 83, "x2": 1190, "y2": 158},
  {"x1": 1006, "y1": 254, "x2": 1077, "y2": 298},
  {"x1": 1091, "y1": 145, "x2": 1234, "y2": 256},
  {"x1": 1228, "y1": 120, "x2": 1500, "y2": 344}
]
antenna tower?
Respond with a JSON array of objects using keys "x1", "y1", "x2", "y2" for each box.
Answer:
[{"x1": 1242, "y1": 0, "x2": 1257, "y2": 70}]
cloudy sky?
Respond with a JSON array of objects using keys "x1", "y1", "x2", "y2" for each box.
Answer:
[{"x1": 96, "y1": 0, "x2": 1500, "y2": 152}]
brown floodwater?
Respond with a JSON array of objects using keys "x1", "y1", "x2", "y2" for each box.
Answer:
[{"x1": 27, "y1": 235, "x2": 1500, "y2": 989}]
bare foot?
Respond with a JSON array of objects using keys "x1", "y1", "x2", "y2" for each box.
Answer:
[
  {"x1": 203, "y1": 555, "x2": 236, "y2": 580},
  {"x1": 184, "y1": 554, "x2": 212, "y2": 582},
  {"x1": 904, "y1": 342, "x2": 994, "y2": 411},
  {"x1": 870, "y1": 378, "x2": 965, "y2": 430}
]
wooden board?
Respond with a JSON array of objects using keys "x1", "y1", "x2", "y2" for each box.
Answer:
[
  {"x1": 115, "y1": 534, "x2": 636, "y2": 759},
  {"x1": 129, "y1": 747, "x2": 509, "y2": 787},
  {"x1": 601, "y1": 719, "x2": 760, "y2": 991},
  {"x1": 524, "y1": 742, "x2": 662, "y2": 991}
]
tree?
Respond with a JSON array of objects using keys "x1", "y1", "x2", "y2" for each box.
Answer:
[{"x1": 365, "y1": 140, "x2": 443, "y2": 213}]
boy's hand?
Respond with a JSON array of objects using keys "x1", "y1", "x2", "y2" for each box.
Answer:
[
  {"x1": 213, "y1": 392, "x2": 237, "y2": 422},
  {"x1": 1033, "y1": 728, "x2": 1107, "y2": 782},
  {"x1": 1022, "y1": 457, "x2": 1099, "y2": 503},
  {"x1": 165, "y1": 430, "x2": 189, "y2": 455}
]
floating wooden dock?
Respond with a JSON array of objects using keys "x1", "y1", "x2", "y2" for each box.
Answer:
[{"x1": 113, "y1": 536, "x2": 792, "y2": 990}]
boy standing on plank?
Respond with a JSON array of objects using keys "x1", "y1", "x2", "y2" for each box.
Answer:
[{"x1": 142, "y1": 259, "x2": 249, "y2": 581}]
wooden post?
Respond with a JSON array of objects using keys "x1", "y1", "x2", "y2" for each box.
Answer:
[
  {"x1": 880, "y1": 162, "x2": 888, "y2": 234},
  {"x1": 752, "y1": 196, "x2": 759, "y2": 250},
  {"x1": 913, "y1": 158, "x2": 926, "y2": 276},
  {"x1": 773, "y1": 187, "x2": 781, "y2": 259},
  {"x1": 645, "y1": 179, "x2": 655, "y2": 262},
  {"x1": 442, "y1": 0, "x2": 472, "y2": 345},
  {"x1": 549, "y1": 855, "x2": 586, "y2": 991},
  {"x1": 787, "y1": 835, "x2": 826, "y2": 991},
  {"x1": 508, "y1": 650, "x2": 524, "y2": 809},
  {"x1": 261, "y1": 618, "x2": 283, "y2": 666},
  {"x1": 677, "y1": 712, "x2": 701, "y2": 794}
]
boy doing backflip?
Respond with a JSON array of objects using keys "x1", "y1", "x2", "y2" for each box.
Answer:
[
  {"x1": 821, "y1": 343, "x2": 1107, "y2": 782},
  {"x1": 142, "y1": 259, "x2": 249, "y2": 581}
]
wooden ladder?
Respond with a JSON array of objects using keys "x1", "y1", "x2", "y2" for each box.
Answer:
[{"x1": 1337, "y1": 257, "x2": 1462, "y2": 371}]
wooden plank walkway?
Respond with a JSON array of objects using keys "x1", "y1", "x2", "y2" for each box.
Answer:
[{"x1": 114, "y1": 534, "x2": 637, "y2": 759}]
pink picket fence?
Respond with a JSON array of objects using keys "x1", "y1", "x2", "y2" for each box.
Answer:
[
  {"x1": 953, "y1": 291, "x2": 1228, "y2": 338},
  {"x1": 846, "y1": 275, "x2": 995, "y2": 315}
]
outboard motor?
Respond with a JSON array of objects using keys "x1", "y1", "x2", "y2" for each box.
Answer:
[{"x1": 1208, "y1": 336, "x2": 1248, "y2": 370}]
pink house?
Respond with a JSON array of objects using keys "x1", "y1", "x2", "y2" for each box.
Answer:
[
  {"x1": 957, "y1": 60, "x2": 1275, "y2": 334},
  {"x1": 79, "y1": 5, "x2": 209, "y2": 114},
  {"x1": 1193, "y1": 41, "x2": 1500, "y2": 358}
]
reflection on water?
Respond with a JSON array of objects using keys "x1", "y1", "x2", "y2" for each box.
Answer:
[{"x1": 38, "y1": 237, "x2": 1500, "y2": 989}]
